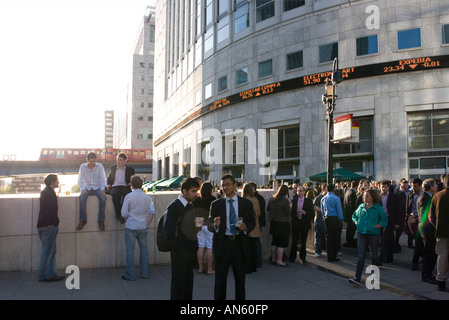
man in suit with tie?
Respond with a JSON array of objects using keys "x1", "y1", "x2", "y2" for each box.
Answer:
[
  {"x1": 208, "y1": 174, "x2": 255, "y2": 300},
  {"x1": 289, "y1": 185, "x2": 314, "y2": 264},
  {"x1": 164, "y1": 177, "x2": 200, "y2": 300}
]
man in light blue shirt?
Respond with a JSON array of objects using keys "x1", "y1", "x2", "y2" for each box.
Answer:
[
  {"x1": 121, "y1": 175, "x2": 155, "y2": 281},
  {"x1": 321, "y1": 184, "x2": 344, "y2": 262},
  {"x1": 77, "y1": 152, "x2": 107, "y2": 231}
]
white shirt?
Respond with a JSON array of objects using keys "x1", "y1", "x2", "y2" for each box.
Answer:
[
  {"x1": 112, "y1": 167, "x2": 127, "y2": 187},
  {"x1": 121, "y1": 189, "x2": 155, "y2": 230},
  {"x1": 78, "y1": 163, "x2": 107, "y2": 191}
]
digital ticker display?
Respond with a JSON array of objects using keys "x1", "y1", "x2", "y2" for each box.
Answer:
[{"x1": 154, "y1": 54, "x2": 449, "y2": 146}]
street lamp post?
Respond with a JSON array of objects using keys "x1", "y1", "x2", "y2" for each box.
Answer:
[{"x1": 322, "y1": 58, "x2": 342, "y2": 185}]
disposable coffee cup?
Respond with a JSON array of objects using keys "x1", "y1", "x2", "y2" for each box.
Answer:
[{"x1": 195, "y1": 216, "x2": 204, "y2": 228}]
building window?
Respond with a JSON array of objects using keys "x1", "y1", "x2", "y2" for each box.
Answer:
[
  {"x1": 148, "y1": 116, "x2": 153, "y2": 121},
  {"x1": 236, "y1": 67, "x2": 248, "y2": 85},
  {"x1": 205, "y1": 83, "x2": 212, "y2": 100},
  {"x1": 319, "y1": 42, "x2": 338, "y2": 63},
  {"x1": 442, "y1": 24, "x2": 449, "y2": 44},
  {"x1": 283, "y1": 0, "x2": 305, "y2": 12},
  {"x1": 286, "y1": 51, "x2": 303, "y2": 70},
  {"x1": 258, "y1": 59, "x2": 273, "y2": 78},
  {"x1": 138, "y1": 134, "x2": 143, "y2": 139},
  {"x1": 356, "y1": 34, "x2": 379, "y2": 56},
  {"x1": 139, "y1": 62, "x2": 145, "y2": 68},
  {"x1": 408, "y1": 111, "x2": 449, "y2": 150},
  {"x1": 234, "y1": 1, "x2": 249, "y2": 34},
  {"x1": 333, "y1": 118, "x2": 373, "y2": 155},
  {"x1": 277, "y1": 126, "x2": 300, "y2": 160},
  {"x1": 147, "y1": 133, "x2": 153, "y2": 139},
  {"x1": 139, "y1": 88, "x2": 145, "y2": 94},
  {"x1": 138, "y1": 116, "x2": 144, "y2": 121},
  {"x1": 398, "y1": 28, "x2": 421, "y2": 50},
  {"x1": 149, "y1": 25, "x2": 155, "y2": 43},
  {"x1": 218, "y1": 75, "x2": 227, "y2": 92},
  {"x1": 256, "y1": 0, "x2": 275, "y2": 23},
  {"x1": 217, "y1": 15, "x2": 229, "y2": 43}
]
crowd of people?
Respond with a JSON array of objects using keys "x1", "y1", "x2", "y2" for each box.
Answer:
[
  {"x1": 280, "y1": 176, "x2": 449, "y2": 292},
  {"x1": 36, "y1": 151, "x2": 449, "y2": 298}
]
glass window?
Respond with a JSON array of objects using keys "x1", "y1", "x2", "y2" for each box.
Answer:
[
  {"x1": 356, "y1": 35, "x2": 378, "y2": 56},
  {"x1": 236, "y1": 67, "x2": 248, "y2": 85},
  {"x1": 398, "y1": 28, "x2": 421, "y2": 50},
  {"x1": 283, "y1": 0, "x2": 305, "y2": 12},
  {"x1": 149, "y1": 25, "x2": 155, "y2": 43},
  {"x1": 205, "y1": 83, "x2": 212, "y2": 99},
  {"x1": 408, "y1": 112, "x2": 449, "y2": 150},
  {"x1": 258, "y1": 59, "x2": 273, "y2": 78},
  {"x1": 256, "y1": 0, "x2": 275, "y2": 23},
  {"x1": 205, "y1": 0, "x2": 213, "y2": 26},
  {"x1": 218, "y1": 0, "x2": 228, "y2": 15},
  {"x1": 319, "y1": 42, "x2": 338, "y2": 63},
  {"x1": 277, "y1": 126, "x2": 299, "y2": 160},
  {"x1": 234, "y1": 2, "x2": 249, "y2": 34},
  {"x1": 218, "y1": 75, "x2": 227, "y2": 92},
  {"x1": 443, "y1": 24, "x2": 449, "y2": 44},
  {"x1": 420, "y1": 157, "x2": 446, "y2": 169},
  {"x1": 286, "y1": 51, "x2": 303, "y2": 70},
  {"x1": 340, "y1": 161, "x2": 363, "y2": 173},
  {"x1": 333, "y1": 118, "x2": 373, "y2": 155},
  {"x1": 204, "y1": 26, "x2": 214, "y2": 53},
  {"x1": 217, "y1": 15, "x2": 229, "y2": 43}
]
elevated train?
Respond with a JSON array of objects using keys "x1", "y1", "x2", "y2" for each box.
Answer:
[{"x1": 39, "y1": 148, "x2": 152, "y2": 162}]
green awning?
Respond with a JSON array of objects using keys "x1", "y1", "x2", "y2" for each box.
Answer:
[
  {"x1": 143, "y1": 178, "x2": 168, "y2": 190},
  {"x1": 309, "y1": 168, "x2": 365, "y2": 182},
  {"x1": 155, "y1": 175, "x2": 185, "y2": 189}
]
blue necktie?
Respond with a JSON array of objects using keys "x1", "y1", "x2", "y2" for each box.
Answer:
[{"x1": 229, "y1": 199, "x2": 237, "y2": 235}]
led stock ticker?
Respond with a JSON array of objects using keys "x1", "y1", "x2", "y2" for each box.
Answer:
[{"x1": 154, "y1": 54, "x2": 449, "y2": 146}]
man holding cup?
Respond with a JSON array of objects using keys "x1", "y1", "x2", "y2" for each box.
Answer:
[{"x1": 208, "y1": 174, "x2": 256, "y2": 300}]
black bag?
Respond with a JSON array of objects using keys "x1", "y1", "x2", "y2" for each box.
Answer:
[
  {"x1": 156, "y1": 212, "x2": 171, "y2": 252},
  {"x1": 156, "y1": 199, "x2": 183, "y2": 252}
]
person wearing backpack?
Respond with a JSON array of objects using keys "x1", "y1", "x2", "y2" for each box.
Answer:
[{"x1": 164, "y1": 177, "x2": 200, "y2": 300}]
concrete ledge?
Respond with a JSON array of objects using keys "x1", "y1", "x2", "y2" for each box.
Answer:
[{"x1": 0, "y1": 190, "x2": 276, "y2": 271}]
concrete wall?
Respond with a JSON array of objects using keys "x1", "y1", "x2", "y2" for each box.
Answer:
[{"x1": 0, "y1": 190, "x2": 279, "y2": 272}]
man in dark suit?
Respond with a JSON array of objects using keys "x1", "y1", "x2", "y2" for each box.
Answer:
[
  {"x1": 208, "y1": 174, "x2": 255, "y2": 300},
  {"x1": 406, "y1": 178, "x2": 423, "y2": 247},
  {"x1": 417, "y1": 178, "x2": 438, "y2": 283},
  {"x1": 107, "y1": 153, "x2": 135, "y2": 224},
  {"x1": 289, "y1": 185, "x2": 314, "y2": 264},
  {"x1": 343, "y1": 181, "x2": 358, "y2": 248},
  {"x1": 164, "y1": 177, "x2": 200, "y2": 300},
  {"x1": 379, "y1": 180, "x2": 402, "y2": 264}
]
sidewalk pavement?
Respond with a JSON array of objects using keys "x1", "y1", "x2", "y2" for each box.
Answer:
[{"x1": 0, "y1": 233, "x2": 447, "y2": 300}]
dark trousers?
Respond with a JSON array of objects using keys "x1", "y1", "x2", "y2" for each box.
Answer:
[
  {"x1": 214, "y1": 238, "x2": 246, "y2": 300},
  {"x1": 422, "y1": 234, "x2": 437, "y2": 277},
  {"x1": 170, "y1": 245, "x2": 195, "y2": 300},
  {"x1": 290, "y1": 221, "x2": 309, "y2": 261},
  {"x1": 325, "y1": 216, "x2": 341, "y2": 261},
  {"x1": 345, "y1": 220, "x2": 357, "y2": 246},
  {"x1": 379, "y1": 224, "x2": 395, "y2": 262},
  {"x1": 355, "y1": 232, "x2": 380, "y2": 281},
  {"x1": 111, "y1": 186, "x2": 132, "y2": 220}
]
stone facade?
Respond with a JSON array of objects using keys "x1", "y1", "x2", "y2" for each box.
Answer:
[{"x1": 153, "y1": 0, "x2": 449, "y2": 185}]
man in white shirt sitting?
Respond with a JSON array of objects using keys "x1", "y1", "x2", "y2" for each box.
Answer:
[{"x1": 77, "y1": 152, "x2": 107, "y2": 231}]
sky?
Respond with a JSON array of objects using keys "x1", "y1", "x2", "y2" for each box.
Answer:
[{"x1": 0, "y1": 0, "x2": 155, "y2": 161}]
